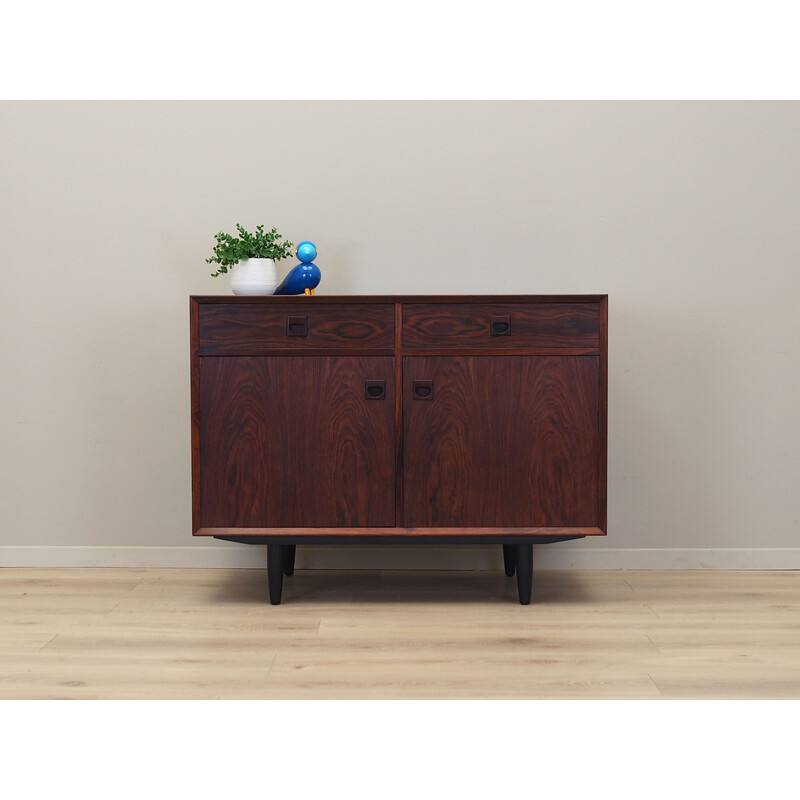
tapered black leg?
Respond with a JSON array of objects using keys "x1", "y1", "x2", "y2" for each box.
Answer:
[
  {"x1": 284, "y1": 545, "x2": 296, "y2": 576},
  {"x1": 502, "y1": 544, "x2": 516, "y2": 577},
  {"x1": 515, "y1": 544, "x2": 533, "y2": 605},
  {"x1": 267, "y1": 544, "x2": 285, "y2": 605}
]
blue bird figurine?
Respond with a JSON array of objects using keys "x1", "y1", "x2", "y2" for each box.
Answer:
[{"x1": 274, "y1": 240, "x2": 321, "y2": 296}]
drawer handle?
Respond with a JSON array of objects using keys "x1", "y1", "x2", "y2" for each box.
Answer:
[
  {"x1": 413, "y1": 379, "x2": 434, "y2": 400},
  {"x1": 491, "y1": 315, "x2": 511, "y2": 336},
  {"x1": 286, "y1": 315, "x2": 308, "y2": 337},
  {"x1": 365, "y1": 379, "x2": 386, "y2": 400}
]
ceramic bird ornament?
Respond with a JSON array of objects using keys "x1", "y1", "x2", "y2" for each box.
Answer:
[{"x1": 274, "y1": 240, "x2": 321, "y2": 296}]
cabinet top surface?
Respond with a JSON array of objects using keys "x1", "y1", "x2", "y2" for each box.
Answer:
[{"x1": 191, "y1": 294, "x2": 607, "y2": 304}]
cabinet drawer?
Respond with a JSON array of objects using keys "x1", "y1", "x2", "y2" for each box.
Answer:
[
  {"x1": 198, "y1": 303, "x2": 395, "y2": 353},
  {"x1": 403, "y1": 303, "x2": 600, "y2": 351}
]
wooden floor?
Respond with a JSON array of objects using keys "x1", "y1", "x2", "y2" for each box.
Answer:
[{"x1": 1, "y1": 567, "x2": 799, "y2": 699}]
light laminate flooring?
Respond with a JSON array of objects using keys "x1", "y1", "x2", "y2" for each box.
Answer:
[{"x1": 1, "y1": 568, "x2": 799, "y2": 699}]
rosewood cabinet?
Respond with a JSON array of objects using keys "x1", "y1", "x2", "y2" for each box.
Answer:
[{"x1": 190, "y1": 295, "x2": 608, "y2": 604}]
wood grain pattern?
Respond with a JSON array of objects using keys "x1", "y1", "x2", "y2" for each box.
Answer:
[
  {"x1": 191, "y1": 295, "x2": 608, "y2": 305},
  {"x1": 400, "y1": 348, "x2": 600, "y2": 357},
  {"x1": 394, "y1": 303, "x2": 404, "y2": 527},
  {"x1": 196, "y1": 527, "x2": 605, "y2": 538},
  {"x1": 598, "y1": 295, "x2": 608, "y2": 531},
  {"x1": 3, "y1": 569, "x2": 799, "y2": 699},
  {"x1": 190, "y1": 295, "x2": 608, "y2": 555},
  {"x1": 190, "y1": 298, "x2": 201, "y2": 532},
  {"x1": 403, "y1": 303, "x2": 600, "y2": 351},
  {"x1": 199, "y1": 356, "x2": 395, "y2": 528},
  {"x1": 198, "y1": 303, "x2": 395, "y2": 354},
  {"x1": 403, "y1": 356, "x2": 600, "y2": 527}
]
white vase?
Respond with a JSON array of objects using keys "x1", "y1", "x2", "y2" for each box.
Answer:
[{"x1": 230, "y1": 258, "x2": 278, "y2": 295}]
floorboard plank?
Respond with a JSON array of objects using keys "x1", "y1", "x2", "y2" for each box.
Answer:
[{"x1": 1, "y1": 568, "x2": 798, "y2": 699}]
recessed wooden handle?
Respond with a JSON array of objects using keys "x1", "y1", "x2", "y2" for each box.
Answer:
[
  {"x1": 286, "y1": 315, "x2": 308, "y2": 337},
  {"x1": 365, "y1": 379, "x2": 386, "y2": 400},
  {"x1": 413, "y1": 379, "x2": 434, "y2": 400},
  {"x1": 491, "y1": 315, "x2": 511, "y2": 336}
]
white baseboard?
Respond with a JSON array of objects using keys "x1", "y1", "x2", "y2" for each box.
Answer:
[{"x1": 2, "y1": 545, "x2": 800, "y2": 570}]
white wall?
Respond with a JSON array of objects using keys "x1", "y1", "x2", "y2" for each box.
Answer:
[{"x1": 1, "y1": 101, "x2": 798, "y2": 569}]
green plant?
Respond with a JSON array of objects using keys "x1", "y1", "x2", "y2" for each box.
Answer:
[{"x1": 206, "y1": 224, "x2": 295, "y2": 276}]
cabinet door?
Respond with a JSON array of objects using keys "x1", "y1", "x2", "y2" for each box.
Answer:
[
  {"x1": 403, "y1": 356, "x2": 599, "y2": 528},
  {"x1": 199, "y1": 356, "x2": 395, "y2": 528}
]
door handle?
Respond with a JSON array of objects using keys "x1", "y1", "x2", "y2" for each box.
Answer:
[
  {"x1": 413, "y1": 379, "x2": 434, "y2": 400},
  {"x1": 286, "y1": 315, "x2": 308, "y2": 337},
  {"x1": 491, "y1": 315, "x2": 511, "y2": 336},
  {"x1": 365, "y1": 379, "x2": 386, "y2": 400}
]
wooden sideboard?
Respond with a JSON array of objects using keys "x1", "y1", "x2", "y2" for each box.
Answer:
[{"x1": 190, "y1": 295, "x2": 608, "y2": 604}]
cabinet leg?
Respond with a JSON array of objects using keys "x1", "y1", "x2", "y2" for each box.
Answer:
[
  {"x1": 515, "y1": 544, "x2": 533, "y2": 605},
  {"x1": 284, "y1": 545, "x2": 296, "y2": 576},
  {"x1": 502, "y1": 545, "x2": 516, "y2": 576},
  {"x1": 267, "y1": 545, "x2": 285, "y2": 605}
]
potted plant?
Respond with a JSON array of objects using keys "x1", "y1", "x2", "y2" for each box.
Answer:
[{"x1": 206, "y1": 224, "x2": 295, "y2": 295}]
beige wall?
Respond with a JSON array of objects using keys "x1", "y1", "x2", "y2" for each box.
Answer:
[{"x1": 1, "y1": 101, "x2": 798, "y2": 568}]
